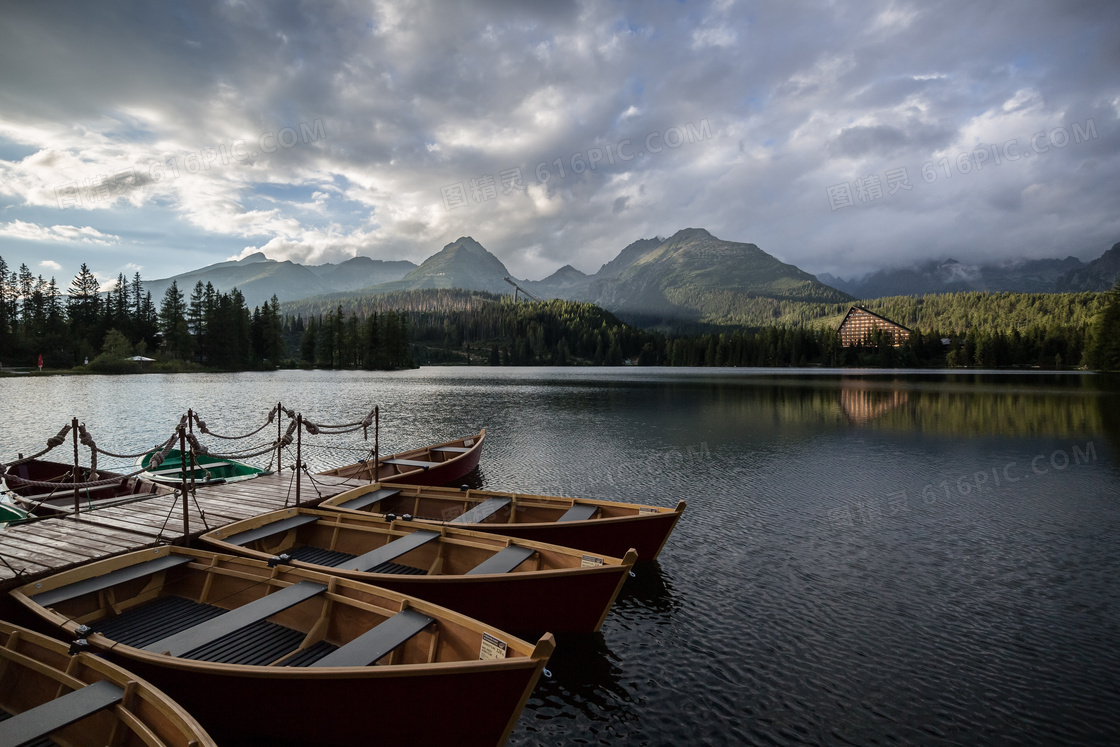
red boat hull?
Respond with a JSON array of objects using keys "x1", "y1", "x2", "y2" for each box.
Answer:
[
  {"x1": 104, "y1": 653, "x2": 543, "y2": 747},
  {"x1": 458, "y1": 511, "x2": 684, "y2": 561},
  {"x1": 318, "y1": 432, "x2": 484, "y2": 487},
  {"x1": 384, "y1": 443, "x2": 483, "y2": 486},
  {"x1": 348, "y1": 564, "x2": 630, "y2": 634}
]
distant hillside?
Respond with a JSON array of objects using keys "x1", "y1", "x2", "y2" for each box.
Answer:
[
  {"x1": 534, "y1": 264, "x2": 590, "y2": 295},
  {"x1": 821, "y1": 242, "x2": 1119, "y2": 298},
  {"x1": 1056, "y1": 242, "x2": 1120, "y2": 292},
  {"x1": 802, "y1": 291, "x2": 1106, "y2": 334},
  {"x1": 581, "y1": 228, "x2": 853, "y2": 326},
  {"x1": 312, "y1": 256, "x2": 416, "y2": 291},
  {"x1": 144, "y1": 252, "x2": 413, "y2": 308},
  {"x1": 144, "y1": 253, "x2": 331, "y2": 308},
  {"x1": 281, "y1": 229, "x2": 854, "y2": 329},
  {"x1": 369, "y1": 237, "x2": 516, "y2": 296}
]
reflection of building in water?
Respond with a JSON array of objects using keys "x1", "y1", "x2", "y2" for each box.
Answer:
[
  {"x1": 840, "y1": 386, "x2": 910, "y2": 424},
  {"x1": 838, "y1": 306, "x2": 911, "y2": 347}
]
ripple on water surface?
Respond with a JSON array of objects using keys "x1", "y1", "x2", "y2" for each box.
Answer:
[{"x1": 4, "y1": 369, "x2": 1119, "y2": 745}]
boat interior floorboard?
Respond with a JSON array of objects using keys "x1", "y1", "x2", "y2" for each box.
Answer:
[
  {"x1": 89, "y1": 593, "x2": 343, "y2": 667},
  {"x1": 94, "y1": 595, "x2": 225, "y2": 649},
  {"x1": 287, "y1": 545, "x2": 356, "y2": 567},
  {"x1": 182, "y1": 619, "x2": 305, "y2": 665},
  {"x1": 367, "y1": 561, "x2": 426, "y2": 575},
  {"x1": 284, "y1": 640, "x2": 338, "y2": 667}
]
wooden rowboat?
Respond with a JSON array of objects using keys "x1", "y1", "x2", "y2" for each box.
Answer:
[
  {"x1": 1, "y1": 459, "x2": 171, "y2": 517},
  {"x1": 136, "y1": 449, "x2": 266, "y2": 486},
  {"x1": 200, "y1": 507, "x2": 637, "y2": 633},
  {"x1": 12, "y1": 546, "x2": 553, "y2": 747},
  {"x1": 0, "y1": 496, "x2": 31, "y2": 526},
  {"x1": 320, "y1": 483, "x2": 687, "y2": 561},
  {"x1": 316, "y1": 430, "x2": 485, "y2": 486},
  {"x1": 0, "y1": 618, "x2": 216, "y2": 747}
]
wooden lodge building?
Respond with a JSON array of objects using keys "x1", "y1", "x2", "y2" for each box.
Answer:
[{"x1": 837, "y1": 306, "x2": 911, "y2": 347}]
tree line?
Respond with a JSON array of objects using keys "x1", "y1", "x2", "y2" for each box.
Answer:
[
  {"x1": 0, "y1": 257, "x2": 410, "y2": 370},
  {"x1": 281, "y1": 286, "x2": 1120, "y2": 370},
  {"x1": 3, "y1": 255, "x2": 1117, "y2": 372}
]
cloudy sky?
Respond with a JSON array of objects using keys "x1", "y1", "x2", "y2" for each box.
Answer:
[{"x1": 1, "y1": 0, "x2": 1118, "y2": 291}]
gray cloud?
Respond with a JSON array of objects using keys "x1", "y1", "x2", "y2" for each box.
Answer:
[{"x1": 0, "y1": 0, "x2": 1117, "y2": 286}]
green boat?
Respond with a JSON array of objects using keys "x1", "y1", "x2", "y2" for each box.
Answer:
[
  {"x1": 0, "y1": 496, "x2": 32, "y2": 526},
  {"x1": 136, "y1": 449, "x2": 266, "y2": 485}
]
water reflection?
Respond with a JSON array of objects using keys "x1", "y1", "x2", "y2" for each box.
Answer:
[
  {"x1": 515, "y1": 631, "x2": 638, "y2": 743},
  {"x1": 611, "y1": 560, "x2": 681, "y2": 616},
  {"x1": 2, "y1": 369, "x2": 1119, "y2": 746},
  {"x1": 839, "y1": 384, "x2": 911, "y2": 424}
]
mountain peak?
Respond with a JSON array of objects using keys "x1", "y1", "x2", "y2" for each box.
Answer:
[
  {"x1": 238, "y1": 252, "x2": 271, "y2": 264},
  {"x1": 391, "y1": 237, "x2": 513, "y2": 294},
  {"x1": 667, "y1": 227, "x2": 714, "y2": 242}
]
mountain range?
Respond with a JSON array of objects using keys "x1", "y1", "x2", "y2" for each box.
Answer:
[
  {"x1": 818, "y1": 242, "x2": 1120, "y2": 298},
  {"x1": 143, "y1": 232, "x2": 1119, "y2": 325}
]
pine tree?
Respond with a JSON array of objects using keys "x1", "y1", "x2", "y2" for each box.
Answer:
[
  {"x1": 1087, "y1": 281, "x2": 1120, "y2": 372},
  {"x1": 67, "y1": 263, "x2": 101, "y2": 363},
  {"x1": 158, "y1": 280, "x2": 192, "y2": 360}
]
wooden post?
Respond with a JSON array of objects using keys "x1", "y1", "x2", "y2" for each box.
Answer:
[
  {"x1": 276, "y1": 401, "x2": 283, "y2": 472},
  {"x1": 373, "y1": 406, "x2": 379, "y2": 482},
  {"x1": 186, "y1": 409, "x2": 196, "y2": 495},
  {"x1": 179, "y1": 425, "x2": 190, "y2": 541},
  {"x1": 295, "y1": 413, "x2": 302, "y2": 506},
  {"x1": 71, "y1": 417, "x2": 80, "y2": 517}
]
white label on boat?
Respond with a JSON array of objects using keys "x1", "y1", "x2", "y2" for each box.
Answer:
[
  {"x1": 463, "y1": 438, "x2": 474, "y2": 446},
  {"x1": 581, "y1": 555, "x2": 604, "y2": 568},
  {"x1": 479, "y1": 632, "x2": 507, "y2": 661},
  {"x1": 639, "y1": 507, "x2": 659, "y2": 515}
]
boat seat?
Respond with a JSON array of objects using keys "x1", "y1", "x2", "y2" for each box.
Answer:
[
  {"x1": 35, "y1": 555, "x2": 194, "y2": 607},
  {"x1": 310, "y1": 608, "x2": 434, "y2": 668},
  {"x1": 450, "y1": 497, "x2": 511, "y2": 524},
  {"x1": 144, "y1": 581, "x2": 327, "y2": 657},
  {"x1": 558, "y1": 504, "x2": 599, "y2": 522},
  {"x1": 382, "y1": 458, "x2": 439, "y2": 469},
  {"x1": 466, "y1": 545, "x2": 535, "y2": 575},
  {"x1": 346, "y1": 531, "x2": 440, "y2": 573},
  {"x1": 224, "y1": 514, "x2": 320, "y2": 546},
  {"x1": 431, "y1": 446, "x2": 471, "y2": 453},
  {"x1": 336, "y1": 488, "x2": 400, "y2": 511},
  {"x1": 145, "y1": 461, "x2": 233, "y2": 476},
  {"x1": 0, "y1": 679, "x2": 124, "y2": 747},
  {"x1": 19, "y1": 483, "x2": 122, "y2": 502}
]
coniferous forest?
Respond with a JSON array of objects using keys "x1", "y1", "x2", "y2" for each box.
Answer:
[{"x1": 2, "y1": 256, "x2": 1118, "y2": 373}]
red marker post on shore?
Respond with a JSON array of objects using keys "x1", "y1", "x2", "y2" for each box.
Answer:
[{"x1": 37, "y1": 353, "x2": 43, "y2": 372}]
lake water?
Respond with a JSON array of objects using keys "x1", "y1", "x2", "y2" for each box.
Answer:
[{"x1": 2, "y1": 368, "x2": 1119, "y2": 745}]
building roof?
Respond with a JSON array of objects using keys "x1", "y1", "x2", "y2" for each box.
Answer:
[{"x1": 837, "y1": 305, "x2": 912, "y2": 332}]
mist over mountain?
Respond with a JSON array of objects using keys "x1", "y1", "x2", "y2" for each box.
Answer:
[
  {"x1": 819, "y1": 246, "x2": 1118, "y2": 298},
  {"x1": 1055, "y1": 242, "x2": 1120, "y2": 292}
]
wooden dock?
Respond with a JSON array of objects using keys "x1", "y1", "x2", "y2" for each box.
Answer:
[{"x1": 0, "y1": 471, "x2": 365, "y2": 594}]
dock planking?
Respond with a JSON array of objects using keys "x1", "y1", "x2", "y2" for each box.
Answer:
[{"x1": 0, "y1": 471, "x2": 360, "y2": 590}]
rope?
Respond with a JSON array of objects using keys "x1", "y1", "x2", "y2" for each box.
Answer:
[
  {"x1": 297, "y1": 466, "x2": 328, "y2": 501},
  {"x1": 191, "y1": 405, "x2": 281, "y2": 441},
  {"x1": 300, "y1": 409, "x2": 378, "y2": 439},
  {"x1": 189, "y1": 489, "x2": 211, "y2": 531},
  {"x1": 3, "y1": 467, "x2": 148, "y2": 490},
  {"x1": 77, "y1": 424, "x2": 98, "y2": 480},
  {"x1": 0, "y1": 425, "x2": 72, "y2": 470},
  {"x1": 154, "y1": 489, "x2": 184, "y2": 543},
  {"x1": 0, "y1": 554, "x2": 29, "y2": 579},
  {"x1": 201, "y1": 439, "x2": 285, "y2": 462}
]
